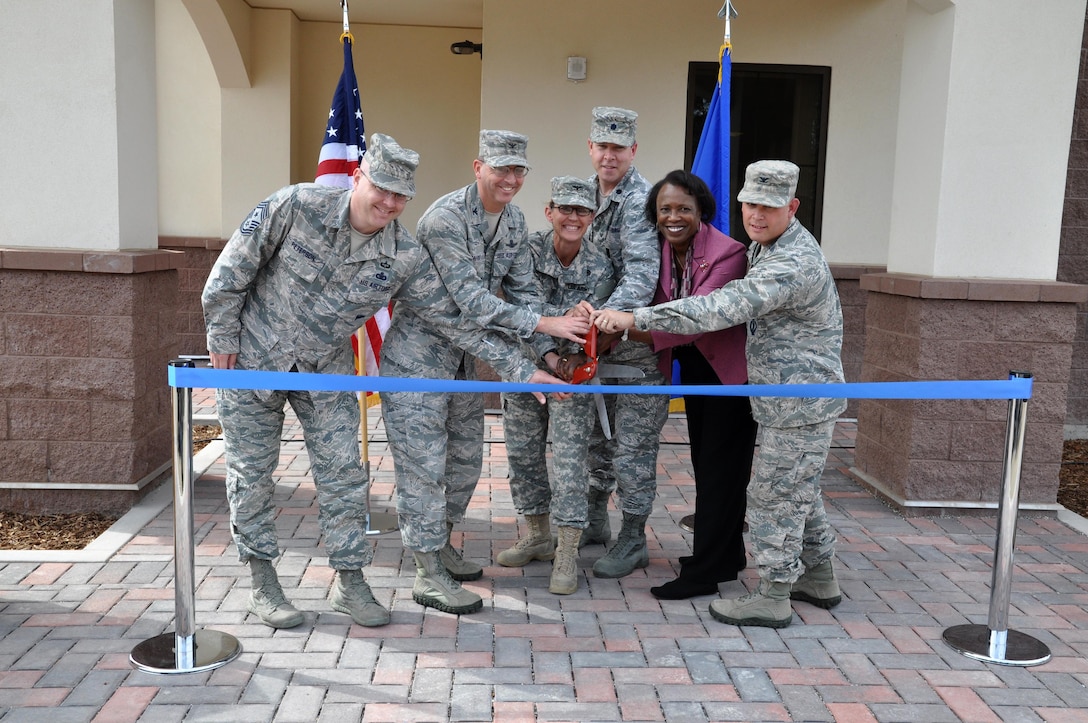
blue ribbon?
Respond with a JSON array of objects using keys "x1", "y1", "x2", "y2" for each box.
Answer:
[{"x1": 169, "y1": 366, "x2": 1032, "y2": 400}]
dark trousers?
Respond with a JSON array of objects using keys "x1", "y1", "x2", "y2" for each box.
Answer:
[{"x1": 674, "y1": 346, "x2": 758, "y2": 583}]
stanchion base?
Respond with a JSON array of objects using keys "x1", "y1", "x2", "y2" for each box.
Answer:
[
  {"x1": 678, "y1": 514, "x2": 695, "y2": 533},
  {"x1": 365, "y1": 511, "x2": 399, "y2": 536},
  {"x1": 943, "y1": 624, "x2": 1051, "y2": 667},
  {"x1": 130, "y1": 630, "x2": 242, "y2": 675}
]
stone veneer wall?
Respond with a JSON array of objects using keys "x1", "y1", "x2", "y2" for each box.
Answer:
[
  {"x1": 1058, "y1": 8, "x2": 1088, "y2": 428},
  {"x1": 854, "y1": 273, "x2": 1087, "y2": 513},
  {"x1": 831, "y1": 265, "x2": 885, "y2": 418},
  {"x1": 160, "y1": 237, "x2": 227, "y2": 356},
  {"x1": 0, "y1": 248, "x2": 182, "y2": 514}
]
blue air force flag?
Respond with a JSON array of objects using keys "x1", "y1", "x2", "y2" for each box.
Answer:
[{"x1": 691, "y1": 42, "x2": 732, "y2": 234}]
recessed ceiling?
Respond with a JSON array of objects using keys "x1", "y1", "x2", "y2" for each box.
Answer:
[{"x1": 245, "y1": 0, "x2": 483, "y2": 29}]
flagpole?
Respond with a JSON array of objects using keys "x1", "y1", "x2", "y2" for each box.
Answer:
[
  {"x1": 340, "y1": 0, "x2": 353, "y2": 44},
  {"x1": 719, "y1": 1, "x2": 737, "y2": 60},
  {"x1": 683, "y1": 1, "x2": 737, "y2": 535},
  {"x1": 341, "y1": 0, "x2": 369, "y2": 483},
  {"x1": 334, "y1": 0, "x2": 395, "y2": 536},
  {"x1": 357, "y1": 328, "x2": 369, "y2": 469}
]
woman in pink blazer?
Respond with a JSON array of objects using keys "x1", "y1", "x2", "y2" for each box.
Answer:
[{"x1": 633, "y1": 170, "x2": 758, "y2": 600}]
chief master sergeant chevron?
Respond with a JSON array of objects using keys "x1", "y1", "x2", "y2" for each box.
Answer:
[
  {"x1": 593, "y1": 160, "x2": 847, "y2": 628},
  {"x1": 202, "y1": 133, "x2": 557, "y2": 632}
]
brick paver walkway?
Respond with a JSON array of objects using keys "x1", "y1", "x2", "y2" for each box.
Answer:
[{"x1": 1, "y1": 389, "x2": 1087, "y2": 722}]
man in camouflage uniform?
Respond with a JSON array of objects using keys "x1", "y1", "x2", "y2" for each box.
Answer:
[
  {"x1": 581, "y1": 107, "x2": 669, "y2": 579},
  {"x1": 203, "y1": 133, "x2": 556, "y2": 630},
  {"x1": 381, "y1": 131, "x2": 589, "y2": 615},
  {"x1": 594, "y1": 161, "x2": 846, "y2": 628},
  {"x1": 497, "y1": 176, "x2": 615, "y2": 595}
]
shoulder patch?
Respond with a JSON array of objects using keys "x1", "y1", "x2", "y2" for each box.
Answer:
[{"x1": 240, "y1": 201, "x2": 269, "y2": 236}]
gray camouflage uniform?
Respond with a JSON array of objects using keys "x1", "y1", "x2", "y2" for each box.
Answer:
[
  {"x1": 381, "y1": 181, "x2": 543, "y2": 552},
  {"x1": 632, "y1": 217, "x2": 846, "y2": 583},
  {"x1": 502, "y1": 229, "x2": 615, "y2": 527},
  {"x1": 587, "y1": 165, "x2": 668, "y2": 516},
  {"x1": 203, "y1": 183, "x2": 535, "y2": 570}
]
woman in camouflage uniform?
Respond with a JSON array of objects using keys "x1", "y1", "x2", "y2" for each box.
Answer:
[{"x1": 497, "y1": 176, "x2": 615, "y2": 595}]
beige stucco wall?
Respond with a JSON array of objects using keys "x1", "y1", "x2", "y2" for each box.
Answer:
[
  {"x1": 480, "y1": 0, "x2": 906, "y2": 262},
  {"x1": 888, "y1": 0, "x2": 1086, "y2": 280},
  {"x1": 151, "y1": 0, "x2": 1085, "y2": 280},
  {"x1": 294, "y1": 23, "x2": 484, "y2": 233},
  {"x1": 156, "y1": 0, "x2": 222, "y2": 238},
  {"x1": 156, "y1": 2, "x2": 483, "y2": 237},
  {"x1": 1, "y1": 0, "x2": 159, "y2": 251}
]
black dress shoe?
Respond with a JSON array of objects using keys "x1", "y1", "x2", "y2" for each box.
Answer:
[{"x1": 650, "y1": 577, "x2": 718, "y2": 600}]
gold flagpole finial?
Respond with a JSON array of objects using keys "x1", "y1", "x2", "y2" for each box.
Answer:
[{"x1": 340, "y1": 0, "x2": 354, "y2": 44}]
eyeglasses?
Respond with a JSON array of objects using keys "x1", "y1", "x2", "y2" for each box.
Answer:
[
  {"x1": 361, "y1": 171, "x2": 409, "y2": 203},
  {"x1": 489, "y1": 165, "x2": 529, "y2": 179},
  {"x1": 550, "y1": 203, "x2": 593, "y2": 217}
]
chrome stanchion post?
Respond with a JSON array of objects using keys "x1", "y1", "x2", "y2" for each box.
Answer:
[
  {"x1": 131, "y1": 359, "x2": 241, "y2": 674},
  {"x1": 943, "y1": 371, "x2": 1051, "y2": 666}
]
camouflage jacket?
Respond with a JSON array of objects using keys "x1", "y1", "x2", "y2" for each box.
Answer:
[
  {"x1": 381, "y1": 182, "x2": 543, "y2": 380},
  {"x1": 202, "y1": 183, "x2": 536, "y2": 383},
  {"x1": 514, "y1": 229, "x2": 616, "y2": 358},
  {"x1": 419, "y1": 181, "x2": 541, "y2": 337},
  {"x1": 633, "y1": 219, "x2": 846, "y2": 427},
  {"x1": 586, "y1": 165, "x2": 660, "y2": 312}
]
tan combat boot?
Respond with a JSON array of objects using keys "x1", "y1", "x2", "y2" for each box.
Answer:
[
  {"x1": 412, "y1": 551, "x2": 483, "y2": 614},
  {"x1": 580, "y1": 487, "x2": 612, "y2": 548},
  {"x1": 709, "y1": 579, "x2": 793, "y2": 628},
  {"x1": 790, "y1": 560, "x2": 842, "y2": 609},
  {"x1": 496, "y1": 513, "x2": 554, "y2": 567},
  {"x1": 247, "y1": 558, "x2": 303, "y2": 629},
  {"x1": 439, "y1": 521, "x2": 484, "y2": 581},
  {"x1": 591, "y1": 512, "x2": 649, "y2": 578},
  {"x1": 549, "y1": 526, "x2": 583, "y2": 595},
  {"x1": 329, "y1": 569, "x2": 390, "y2": 627}
]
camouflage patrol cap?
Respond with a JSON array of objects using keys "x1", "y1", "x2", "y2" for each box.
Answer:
[
  {"x1": 479, "y1": 130, "x2": 531, "y2": 169},
  {"x1": 736, "y1": 160, "x2": 799, "y2": 208},
  {"x1": 590, "y1": 106, "x2": 637, "y2": 146},
  {"x1": 550, "y1": 175, "x2": 597, "y2": 211},
  {"x1": 362, "y1": 133, "x2": 419, "y2": 198}
]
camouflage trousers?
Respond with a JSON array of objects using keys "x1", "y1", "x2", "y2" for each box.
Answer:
[
  {"x1": 747, "y1": 418, "x2": 837, "y2": 583},
  {"x1": 586, "y1": 344, "x2": 669, "y2": 516},
  {"x1": 216, "y1": 387, "x2": 372, "y2": 570},
  {"x1": 502, "y1": 391, "x2": 595, "y2": 528},
  {"x1": 381, "y1": 387, "x2": 484, "y2": 552}
]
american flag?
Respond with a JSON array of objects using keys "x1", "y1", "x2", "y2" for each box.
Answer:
[
  {"x1": 315, "y1": 37, "x2": 366, "y2": 186},
  {"x1": 315, "y1": 36, "x2": 391, "y2": 393}
]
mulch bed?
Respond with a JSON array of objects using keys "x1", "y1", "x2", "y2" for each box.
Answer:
[
  {"x1": 0, "y1": 511, "x2": 118, "y2": 551},
  {"x1": 0, "y1": 426, "x2": 223, "y2": 551},
  {"x1": 2, "y1": 429, "x2": 1086, "y2": 551},
  {"x1": 1059, "y1": 439, "x2": 1088, "y2": 520}
]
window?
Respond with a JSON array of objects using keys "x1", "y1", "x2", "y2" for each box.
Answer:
[{"x1": 686, "y1": 63, "x2": 831, "y2": 244}]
